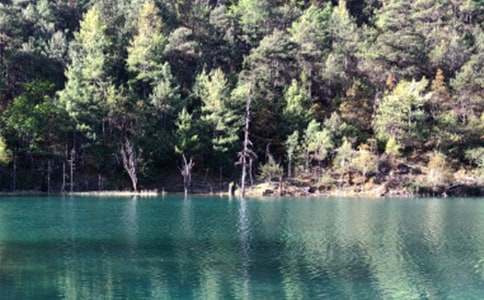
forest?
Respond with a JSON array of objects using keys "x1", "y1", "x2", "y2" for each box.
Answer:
[{"x1": 0, "y1": 0, "x2": 482, "y2": 195}]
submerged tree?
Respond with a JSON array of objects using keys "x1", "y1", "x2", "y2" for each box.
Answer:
[{"x1": 175, "y1": 108, "x2": 199, "y2": 196}]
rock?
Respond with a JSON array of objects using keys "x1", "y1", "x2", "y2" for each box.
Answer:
[
  {"x1": 378, "y1": 160, "x2": 392, "y2": 176},
  {"x1": 396, "y1": 163, "x2": 410, "y2": 175},
  {"x1": 262, "y1": 189, "x2": 274, "y2": 196}
]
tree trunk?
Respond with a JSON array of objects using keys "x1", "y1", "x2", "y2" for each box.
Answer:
[
  {"x1": 69, "y1": 148, "x2": 75, "y2": 193},
  {"x1": 98, "y1": 174, "x2": 103, "y2": 191},
  {"x1": 288, "y1": 159, "x2": 292, "y2": 178},
  {"x1": 279, "y1": 175, "x2": 283, "y2": 196},
  {"x1": 61, "y1": 145, "x2": 67, "y2": 193},
  {"x1": 120, "y1": 137, "x2": 138, "y2": 192},
  {"x1": 305, "y1": 151, "x2": 310, "y2": 174},
  {"x1": 62, "y1": 160, "x2": 66, "y2": 193},
  {"x1": 240, "y1": 90, "x2": 253, "y2": 197},
  {"x1": 47, "y1": 159, "x2": 52, "y2": 194},
  {"x1": 249, "y1": 158, "x2": 254, "y2": 186},
  {"x1": 12, "y1": 152, "x2": 16, "y2": 192},
  {"x1": 180, "y1": 154, "x2": 194, "y2": 197},
  {"x1": 219, "y1": 166, "x2": 223, "y2": 191}
]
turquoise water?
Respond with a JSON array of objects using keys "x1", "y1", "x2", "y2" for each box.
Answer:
[{"x1": 1, "y1": 196, "x2": 484, "y2": 299}]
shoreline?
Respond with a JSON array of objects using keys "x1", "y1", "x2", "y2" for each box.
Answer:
[{"x1": 0, "y1": 185, "x2": 482, "y2": 199}]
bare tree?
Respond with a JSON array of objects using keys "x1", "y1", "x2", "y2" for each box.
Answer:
[
  {"x1": 69, "y1": 147, "x2": 75, "y2": 193},
  {"x1": 120, "y1": 136, "x2": 138, "y2": 192},
  {"x1": 47, "y1": 159, "x2": 52, "y2": 193},
  {"x1": 11, "y1": 150, "x2": 16, "y2": 192},
  {"x1": 61, "y1": 145, "x2": 67, "y2": 193},
  {"x1": 179, "y1": 154, "x2": 195, "y2": 197},
  {"x1": 237, "y1": 87, "x2": 256, "y2": 197}
]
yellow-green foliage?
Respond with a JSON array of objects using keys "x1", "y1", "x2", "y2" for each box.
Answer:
[
  {"x1": 333, "y1": 139, "x2": 354, "y2": 174},
  {"x1": 127, "y1": 0, "x2": 166, "y2": 81},
  {"x1": 304, "y1": 120, "x2": 335, "y2": 163},
  {"x1": 426, "y1": 152, "x2": 452, "y2": 187},
  {"x1": 385, "y1": 136, "x2": 401, "y2": 157},
  {"x1": 0, "y1": 137, "x2": 11, "y2": 165},
  {"x1": 258, "y1": 155, "x2": 283, "y2": 183},
  {"x1": 352, "y1": 144, "x2": 378, "y2": 177}
]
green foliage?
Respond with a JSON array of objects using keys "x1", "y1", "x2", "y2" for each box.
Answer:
[
  {"x1": 2, "y1": 81, "x2": 70, "y2": 152},
  {"x1": 58, "y1": 5, "x2": 113, "y2": 138},
  {"x1": 150, "y1": 63, "x2": 181, "y2": 114},
  {"x1": 371, "y1": 0, "x2": 426, "y2": 79},
  {"x1": 323, "y1": 0, "x2": 360, "y2": 87},
  {"x1": 285, "y1": 131, "x2": 300, "y2": 164},
  {"x1": 174, "y1": 108, "x2": 199, "y2": 156},
  {"x1": 127, "y1": 0, "x2": 166, "y2": 82},
  {"x1": 290, "y1": 4, "x2": 332, "y2": 60},
  {"x1": 466, "y1": 147, "x2": 484, "y2": 179},
  {"x1": 196, "y1": 69, "x2": 241, "y2": 154},
  {"x1": 304, "y1": 120, "x2": 334, "y2": 164},
  {"x1": 231, "y1": 0, "x2": 272, "y2": 45},
  {"x1": 283, "y1": 79, "x2": 313, "y2": 132}
]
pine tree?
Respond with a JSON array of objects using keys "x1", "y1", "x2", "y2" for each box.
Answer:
[
  {"x1": 231, "y1": 0, "x2": 272, "y2": 46},
  {"x1": 196, "y1": 68, "x2": 241, "y2": 155},
  {"x1": 289, "y1": 4, "x2": 332, "y2": 78},
  {"x1": 334, "y1": 138, "x2": 354, "y2": 175},
  {"x1": 127, "y1": 0, "x2": 166, "y2": 83},
  {"x1": 150, "y1": 62, "x2": 181, "y2": 115},
  {"x1": 451, "y1": 28, "x2": 484, "y2": 123},
  {"x1": 369, "y1": 0, "x2": 427, "y2": 81},
  {"x1": 374, "y1": 78, "x2": 431, "y2": 149},
  {"x1": 303, "y1": 120, "x2": 334, "y2": 172},
  {"x1": 283, "y1": 78, "x2": 313, "y2": 133},
  {"x1": 58, "y1": 5, "x2": 113, "y2": 138},
  {"x1": 323, "y1": 0, "x2": 360, "y2": 89}
]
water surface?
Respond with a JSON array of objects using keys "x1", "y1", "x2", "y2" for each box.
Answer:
[{"x1": 1, "y1": 196, "x2": 484, "y2": 299}]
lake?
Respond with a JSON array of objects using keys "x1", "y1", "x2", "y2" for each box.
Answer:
[{"x1": 0, "y1": 196, "x2": 484, "y2": 299}]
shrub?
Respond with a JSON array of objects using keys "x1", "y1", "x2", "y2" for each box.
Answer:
[
  {"x1": 258, "y1": 155, "x2": 283, "y2": 183},
  {"x1": 333, "y1": 138, "x2": 354, "y2": 174},
  {"x1": 426, "y1": 152, "x2": 453, "y2": 188},
  {"x1": 465, "y1": 147, "x2": 484, "y2": 180},
  {"x1": 385, "y1": 136, "x2": 400, "y2": 157},
  {"x1": 352, "y1": 144, "x2": 378, "y2": 177}
]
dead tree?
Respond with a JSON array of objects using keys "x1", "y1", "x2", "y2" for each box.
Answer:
[
  {"x1": 69, "y1": 147, "x2": 76, "y2": 193},
  {"x1": 180, "y1": 154, "x2": 195, "y2": 197},
  {"x1": 11, "y1": 151, "x2": 16, "y2": 192},
  {"x1": 47, "y1": 159, "x2": 52, "y2": 194},
  {"x1": 249, "y1": 157, "x2": 254, "y2": 186},
  {"x1": 61, "y1": 145, "x2": 67, "y2": 193},
  {"x1": 120, "y1": 137, "x2": 138, "y2": 192},
  {"x1": 237, "y1": 88, "x2": 256, "y2": 197}
]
